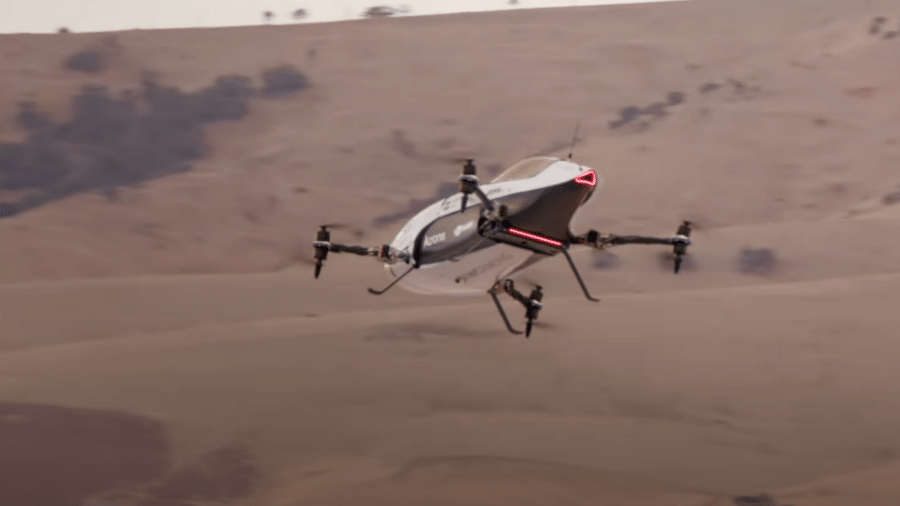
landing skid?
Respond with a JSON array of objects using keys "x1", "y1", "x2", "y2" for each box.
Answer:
[
  {"x1": 560, "y1": 247, "x2": 600, "y2": 302},
  {"x1": 487, "y1": 279, "x2": 543, "y2": 337},
  {"x1": 368, "y1": 264, "x2": 416, "y2": 295},
  {"x1": 488, "y1": 290, "x2": 523, "y2": 335}
]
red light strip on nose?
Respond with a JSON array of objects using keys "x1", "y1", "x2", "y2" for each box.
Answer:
[
  {"x1": 574, "y1": 169, "x2": 597, "y2": 187},
  {"x1": 507, "y1": 227, "x2": 563, "y2": 247}
]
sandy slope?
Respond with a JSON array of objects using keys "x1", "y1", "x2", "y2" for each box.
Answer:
[
  {"x1": 3, "y1": 273, "x2": 900, "y2": 505},
  {"x1": 3, "y1": 0, "x2": 900, "y2": 504},
  {"x1": 1, "y1": 0, "x2": 900, "y2": 281}
]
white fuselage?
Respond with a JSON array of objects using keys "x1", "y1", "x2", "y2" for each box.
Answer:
[{"x1": 384, "y1": 158, "x2": 601, "y2": 296}]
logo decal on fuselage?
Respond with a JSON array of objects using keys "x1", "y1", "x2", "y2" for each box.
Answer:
[
  {"x1": 423, "y1": 232, "x2": 446, "y2": 247},
  {"x1": 454, "y1": 220, "x2": 475, "y2": 237}
]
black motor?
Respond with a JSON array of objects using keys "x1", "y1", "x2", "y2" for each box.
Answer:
[
  {"x1": 673, "y1": 220, "x2": 692, "y2": 274},
  {"x1": 313, "y1": 225, "x2": 331, "y2": 278}
]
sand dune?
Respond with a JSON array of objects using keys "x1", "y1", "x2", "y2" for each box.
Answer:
[
  {"x1": 4, "y1": 215, "x2": 900, "y2": 353},
  {"x1": 3, "y1": 273, "x2": 900, "y2": 504},
  {"x1": 3, "y1": 0, "x2": 900, "y2": 504},
  {"x1": 2, "y1": 0, "x2": 900, "y2": 282}
]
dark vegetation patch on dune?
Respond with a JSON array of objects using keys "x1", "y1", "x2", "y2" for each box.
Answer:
[
  {"x1": 732, "y1": 493, "x2": 791, "y2": 506},
  {"x1": 372, "y1": 179, "x2": 469, "y2": 227},
  {"x1": 592, "y1": 250, "x2": 618, "y2": 270},
  {"x1": 391, "y1": 129, "x2": 419, "y2": 158},
  {"x1": 62, "y1": 35, "x2": 122, "y2": 74},
  {"x1": 389, "y1": 455, "x2": 659, "y2": 484},
  {"x1": 0, "y1": 41, "x2": 311, "y2": 219},
  {"x1": 0, "y1": 403, "x2": 171, "y2": 506},
  {"x1": 259, "y1": 64, "x2": 311, "y2": 97},
  {"x1": 882, "y1": 187, "x2": 900, "y2": 205},
  {"x1": 608, "y1": 90, "x2": 687, "y2": 131},
  {"x1": 64, "y1": 48, "x2": 110, "y2": 73},
  {"x1": 365, "y1": 323, "x2": 495, "y2": 343},
  {"x1": 610, "y1": 78, "x2": 764, "y2": 133},
  {"x1": 868, "y1": 14, "x2": 900, "y2": 38},
  {"x1": 738, "y1": 247, "x2": 778, "y2": 276}
]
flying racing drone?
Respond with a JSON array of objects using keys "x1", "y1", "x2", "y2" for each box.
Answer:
[{"x1": 312, "y1": 143, "x2": 692, "y2": 337}]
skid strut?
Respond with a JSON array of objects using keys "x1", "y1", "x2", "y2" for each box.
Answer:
[{"x1": 488, "y1": 279, "x2": 544, "y2": 337}]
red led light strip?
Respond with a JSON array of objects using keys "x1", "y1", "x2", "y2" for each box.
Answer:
[
  {"x1": 507, "y1": 227, "x2": 563, "y2": 248},
  {"x1": 574, "y1": 169, "x2": 597, "y2": 187}
]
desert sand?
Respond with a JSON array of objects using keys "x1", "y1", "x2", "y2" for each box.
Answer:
[{"x1": 2, "y1": 0, "x2": 900, "y2": 504}]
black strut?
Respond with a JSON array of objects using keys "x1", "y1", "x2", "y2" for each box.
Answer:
[{"x1": 560, "y1": 247, "x2": 600, "y2": 302}]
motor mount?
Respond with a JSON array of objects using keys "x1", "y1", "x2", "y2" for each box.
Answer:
[
  {"x1": 313, "y1": 225, "x2": 331, "y2": 279},
  {"x1": 672, "y1": 220, "x2": 692, "y2": 274}
]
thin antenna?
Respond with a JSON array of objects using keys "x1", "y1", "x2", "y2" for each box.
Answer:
[{"x1": 567, "y1": 120, "x2": 582, "y2": 161}]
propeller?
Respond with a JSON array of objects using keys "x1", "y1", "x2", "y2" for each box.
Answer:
[
  {"x1": 297, "y1": 224, "x2": 350, "y2": 266},
  {"x1": 513, "y1": 274, "x2": 544, "y2": 291},
  {"x1": 317, "y1": 222, "x2": 354, "y2": 230},
  {"x1": 444, "y1": 156, "x2": 479, "y2": 164},
  {"x1": 311, "y1": 223, "x2": 355, "y2": 278},
  {"x1": 313, "y1": 225, "x2": 332, "y2": 279},
  {"x1": 672, "y1": 220, "x2": 692, "y2": 274}
]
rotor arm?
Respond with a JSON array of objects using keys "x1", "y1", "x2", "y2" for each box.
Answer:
[
  {"x1": 312, "y1": 224, "x2": 411, "y2": 279},
  {"x1": 324, "y1": 243, "x2": 377, "y2": 256},
  {"x1": 314, "y1": 241, "x2": 410, "y2": 261},
  {"x1": 573, "y1": 221, "x2": 691, "y2": 249},
  {"x1": 570, "y1": 221, "x2": 693, "y2": 273},
  {"x1": 605, "y1": 235, "x2": 676, "y2": 246}
]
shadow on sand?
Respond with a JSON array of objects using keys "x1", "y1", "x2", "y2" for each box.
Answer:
[
  {"x1": 1, "y1": 402, "x2": 261, "y2": 506},
  {"x1": 0, "y1": 402, "x2": 171, "y2": 506}
]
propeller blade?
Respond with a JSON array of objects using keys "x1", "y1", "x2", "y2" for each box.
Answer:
[
  {"x1": 515, "y1": 275, "x2": 544, "y2": 292},
  {"x1": 319, "y1": 223, "x2": 353, "y2": 231},
  {"x1": 313, "y1": 224, "x2": 336, "y2": 279},
  {"x1": 441, "y1": 155, "x2": 479, "y2": 164}
]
